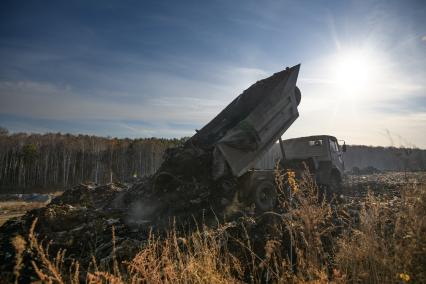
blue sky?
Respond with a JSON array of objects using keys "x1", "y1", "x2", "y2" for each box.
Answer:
[{"x1": 0, "y1": 0, "x2": 425, "y2": 147}]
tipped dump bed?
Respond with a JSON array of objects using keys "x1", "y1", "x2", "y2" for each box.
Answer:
[{"x1": 190, "y1": 64, "x2": 302, "y2": 177}]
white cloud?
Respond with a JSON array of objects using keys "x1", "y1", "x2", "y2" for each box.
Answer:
[
  {"x1": 0, "y1": 80, "x2": 219, "y2": 123},
  {"x1": 0, "y1": 63, "x2": 270, "y2": 127}
]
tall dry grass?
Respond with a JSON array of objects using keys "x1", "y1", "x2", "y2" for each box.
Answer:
[
  {"x1": 13, "y1": 170, "x2": 426, "y2": 283},
  {"x1": 335, "y1": 184, "x2": 426, "y2": 283}
]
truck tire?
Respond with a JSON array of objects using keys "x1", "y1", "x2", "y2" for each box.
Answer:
[
  {"x1": 328, "y1": 172, "x2": 342, "y2": 197},
  {"x1": 253, "y1": 180, "x2": 277, "y2": 212}
]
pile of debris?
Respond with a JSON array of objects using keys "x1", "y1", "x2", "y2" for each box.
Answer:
[{"x1": 0, "y1": 173, "x2": 257, "y2": 282}]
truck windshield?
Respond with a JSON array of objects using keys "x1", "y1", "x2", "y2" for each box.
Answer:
[
  {"x1": 308, "y1": 139, "x2": 323, "y2": 146},
  {"x1": 329, "y1": 139, "x2": 339, "y2": 152}
]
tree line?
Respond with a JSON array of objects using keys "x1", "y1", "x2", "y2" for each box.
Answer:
[
  {"x1": 256, "y1": 142, "x2": 426, "y2": 172},
  {"x1": 1, "y1": 126, "x2": 425, "y2": 192},
  {"x1": 343, "y1": 145, "x2": 426, "y2": 172},
  {"x1": 0, "y1": 128, "x2": 184, "y2": 191}
]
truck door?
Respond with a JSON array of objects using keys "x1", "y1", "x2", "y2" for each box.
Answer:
[{"x1": 328, "y1": 138, "x2": 344, "y2": 174}]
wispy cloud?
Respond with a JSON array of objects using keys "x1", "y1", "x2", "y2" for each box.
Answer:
[
  {"x1": 0, "y1": 63, "x2": 270, "y2": 131},
  {"x1": 1, "y1": 0, "x2": 425, "y2": 147}
]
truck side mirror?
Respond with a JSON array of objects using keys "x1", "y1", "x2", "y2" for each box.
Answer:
[{"x1": 342, "y1": 143, "x2": 347, "y2": 152}]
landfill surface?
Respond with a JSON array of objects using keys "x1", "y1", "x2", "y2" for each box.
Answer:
[{"x1": 1, "y1": 171, "x2": 424, "y2": 281}]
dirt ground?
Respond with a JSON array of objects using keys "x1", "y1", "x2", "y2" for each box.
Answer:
[
  {"x1": 0, "y1": 192, "x2": 63, "y2": 226},
  {"x1": 0, "y1": 172, "x2": 424, "y2": 226},
  {"x1": 0, "y1": 201, "x2": 46, "y2": 226},
  {"x1": 1, "y1": 171, "x2": 424, "y2": 222}
]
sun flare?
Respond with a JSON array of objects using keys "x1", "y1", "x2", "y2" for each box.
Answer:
[{"x1": 332, "y1": 50, "x2": 379, "y2": 96}]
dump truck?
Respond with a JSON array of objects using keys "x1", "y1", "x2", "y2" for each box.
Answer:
[
  {"x1": 155, "y1": 64, "x2": 345, "y2": 213},
  {"x1": 279, "y1": 135, "x2": 346, "y2": 188},
  {"x1": 252, "y1": 135, "x2": 347, "y2": 210}
]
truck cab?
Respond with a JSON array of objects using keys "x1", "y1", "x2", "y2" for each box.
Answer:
[
  {"x1": 281, "y1": 135, "x2": 345, "y2": 187},
  {"x1": 242, "y1": 135, "x2": 346, "y2": 211}
]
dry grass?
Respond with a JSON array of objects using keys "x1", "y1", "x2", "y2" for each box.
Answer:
[
  {"x1": 11, "y1": 235, "x2": 26, "y2": 284},
  {"x1": 125, "y1": 225, "x2": 243, "y2": 283},
  {"x1": 335, "y1": 185, "x2": 426, "y2": 283},
  {"x1": 14, "y1": 170, "x2": 426, "y2": 283}
]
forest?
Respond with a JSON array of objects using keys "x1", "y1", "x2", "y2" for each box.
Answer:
[
  {"x1": 1, "y1": 126, "x2": 425, "y2": 192},
  {"x1": 343, "y1": 144, "x2": 426, "y2": 172},
  {"x1": 0, "y1": 127, "x2": 184, "y2": 192},
  {"x1": 258, "y1": 141, "x2": 426, "y2": 173}
]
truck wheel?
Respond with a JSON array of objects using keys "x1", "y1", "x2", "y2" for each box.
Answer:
[
  {"x1": 253, "y1": 180, "x2": 277, "y2": 212},
  {"x1": 328, "y1": 173, "x2": 342, "y2": 195}
]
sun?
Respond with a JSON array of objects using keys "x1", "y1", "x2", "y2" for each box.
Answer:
[{"x1": 332, "y1": 50, "x2": 378, "y2": 96}]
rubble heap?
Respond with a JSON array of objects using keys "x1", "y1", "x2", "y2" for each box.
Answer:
[{"x1": 0, "y1": 166, "x2": 256, "y2": 282}]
